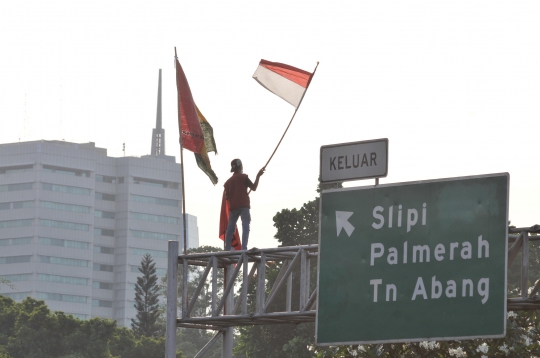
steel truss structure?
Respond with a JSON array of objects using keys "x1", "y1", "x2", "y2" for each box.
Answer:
[{"x1": 166, "y1": 224, "x2": 540, "y2": 358}]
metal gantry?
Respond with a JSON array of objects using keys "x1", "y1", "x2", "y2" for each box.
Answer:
[{"x1": 166, "y1": 224, "x2": 540, "y2": 358}]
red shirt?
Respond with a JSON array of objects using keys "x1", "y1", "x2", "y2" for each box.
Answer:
[{"x1": 224, "y1": 173, "x2": 254, "y2": 211}]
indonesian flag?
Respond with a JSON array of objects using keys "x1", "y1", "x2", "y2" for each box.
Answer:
[
  {"x1": 252, "y1": 59, "x2": 314, "y2": 108},
  {"x1": 175, "y1": 58, "x2": 205, "y2": 153}
]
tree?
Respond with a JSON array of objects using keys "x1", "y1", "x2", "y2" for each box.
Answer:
[{"x1": 132, "y1": 254, "x2": 161, "y2": 338}]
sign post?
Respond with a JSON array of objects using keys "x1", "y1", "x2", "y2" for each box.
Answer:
[{"x1": 316, "y1": 173, "x2": 509, "y2": 345}]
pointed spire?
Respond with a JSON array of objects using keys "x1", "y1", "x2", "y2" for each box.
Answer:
[
  {"x1": 156, "y1": 69, "x2": 162, "y2": 130},
  {"x1": 151, "y1": 69, "x2": 166, "y2": 157}
]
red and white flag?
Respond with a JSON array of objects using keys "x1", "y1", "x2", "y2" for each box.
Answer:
[{"x1": 252, "y1": 59, "x2": 314, "y2": 108}]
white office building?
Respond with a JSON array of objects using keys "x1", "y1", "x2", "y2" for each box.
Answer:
[{"x1": 0, "y1": 70, "x2": 198, "y2": 326}]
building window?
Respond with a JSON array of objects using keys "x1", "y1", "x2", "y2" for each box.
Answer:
[
  {"x1": 13, "y1": 201, "x2": 34, "y2": 209},
  {"x1": 1, "y1": 273, "x2": 31, "y2": 282},
  {"x1": 42, "y1": 183, "x2": 90, "y2": 195},
  {"x1": 0, "y1": 183, "x2": 33, "y2": 192},
  {"x1": 40, "y1": 219, "x2": 89, "y2": 231},
  {"x1": 38, "y1": 274, "x2": 88, "y2": 285},
  {"x1": 131, "y1": 230, "x2": 177, "y2": 241},
  {"x1": 40, "y1": 237, "x2": 88, "y2": 249},
  {"x1": 93, "y1": 263, "x2": 114, "y2": 272},
  {"x1": 0, "y1": 203, "x2": 10, "y2": 210},
  {"x1": 93, "y1": 246, "x2": 114, "y2": 254},
  {"x1": 94, "y1": 228, "x2": 115, "y2": 237},
  {"x1": 38, "y1": 292, "x2": 87, "y2": 303},
  {"x1": 0, "y1": 255, "x2": 32, "y2": 264},
  {"x1": 95, "y1": 192, "x2": 116, "y2": 201},
  {"x1": 133, "y1": 177, "x2": 179, "y2": 189},
  {"x1": 0, "y1": 164, "x2": 33, "y2": 174},
  {"x1": 41, "y1": 201, "x2": 90, "y2": 213},
  {"x1": 39, "y1": 255, "x2": 88, "y2": 267},
  {"x1": 42, "y1": 165, "x2": 89, "y2": 177},
  {"x1": 94, "y1": 210, "x2": 115, "y2": 219},
  {"x1": 0, "y1": 219, "x2": 32, "y2": 229},
  {"x1": 70, "y1": 313, "x2": 87, "y2": 320},
  {"x1": 132, "y1": 194, "x2": 178, "y2": 207},
  {"x1": 0, "y1": 237, "x2": 33, "y2": 246},
  {"x1": 2, "y1": 292, "x2": 31, "y2": 300},
  {"x1": 95, "y1": 175, "x2": 117, "y2": 184},
  {"x1": 92, "y1": 299, "x2": 113, "y2": 308},
  {"x1": 130, "y1": 247, "x2": 168, "y2": 258},
  {"x1": 92, "y1": 281, "x2": 113, "y2": 290},
  {"x1": 132, "y1": 212, "x2": 178, "y2": 224}
]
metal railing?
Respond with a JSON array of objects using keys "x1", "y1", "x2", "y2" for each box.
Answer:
[{"x1": 166, "y1": 224, "x2": 540, "y2": 358}]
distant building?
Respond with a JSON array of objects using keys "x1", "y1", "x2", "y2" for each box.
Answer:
[{"x1": 0, "y1": 69, "x2": 198, "y2": 326}]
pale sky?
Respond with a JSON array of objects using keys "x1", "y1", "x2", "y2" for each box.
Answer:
[{"x1": 1, "y1": 0, "x2": 539, "y2": 249}]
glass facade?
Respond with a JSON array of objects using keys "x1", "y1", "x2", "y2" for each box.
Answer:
[
  {"x1": 131, "y1": 230, "x2": 177, "y2": 241},
  {"x1": 38, "y1": 292, "x2": 87, "y2": 303},
  {"x1": 94, "y1": 210, "x2": 115, "y2": 219},
  {"x1": 41, "y1": 201, "x2": 90, "y2": 213},
  {"x1": 94, "y1": 228, "x2": 115, "y2": 237},
  {"x1": 0, "y1": 183, "x2": 33, "y2": 192},
  {"x1": 0, "y1": 237, "x2": 33, "y2": 246},
  {"x1": 93, "y1": 246, "x2": 114, "y2": 254},
  {"x1": 130, "y1": 247, "x2": 168, "y2": 258},
  {"x1": 39, "y1": 256, "x2": 88, "y2": 267},
  {"x1": 0, "y1": 219, "x2": 32, "y2": 229},
  {"x1": 132, "y1": 212, "x2": 177, "y2": 224},
  {"x1": 93, "y1": 263, "x2": 114, "y2": 272},
  {"x1": 0, "y1": 255, "x2": 32, "y2": 264},
  {"x1": 39, "y1": 274, "x2": 88, "y2": 285},
  {"x1": 132, "y1": 194, "x2": 178, "y2": 207},
  {"x1": 40, "y1": 219, "x2": 89, "y2": 232},
  {"x1": 42, "y1": 183, "x2": 90, "y2": 195},
  {"x1": 40, "y1": 237, "x2": 89, "y2": 249}
]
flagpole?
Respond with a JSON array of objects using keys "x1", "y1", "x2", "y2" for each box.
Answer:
[
  {"x1": 175, "y1": 47, "x2": 188, "y2": 256},
  {"x1": 262, "y1": 61, "x2": 319, "y2": 169}
]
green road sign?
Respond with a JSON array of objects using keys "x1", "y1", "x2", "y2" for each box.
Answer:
[{"x1": 316, "y1": 173, "x2": 509, "y2": 345}]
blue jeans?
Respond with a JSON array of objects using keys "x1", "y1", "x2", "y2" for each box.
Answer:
[{"x1": 225, "y1": 207, "x2": 251, "y2": 251}]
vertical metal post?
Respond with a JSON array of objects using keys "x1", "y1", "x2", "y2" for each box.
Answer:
[
  {"x1": 212, "y1": 256, "x2": 217, "y2": 316},
  {"x1": 522, "y1": 232, "x2": 530, "y2": 298},
  {"x1": 300, "y1": 249, "x2": 306, "y2": 310},
  {"x1": 256, "y1": 253, "x2": 266, "y2": 314},
  {"x1": 286, "y1": 271, "x2": 292, "y2": 312},
  {"x1": 222, "y1": 264, "x2": 234, "y2": 358},
  {"x1": 242, "y1": 253, "x2": 248, "y2": 315},
  {"x1": 182, "y1": 259, "x2": 188, "y2": 318},
  {"x1": 166, "y1": 240, "x2": 179, "y2": 358}
]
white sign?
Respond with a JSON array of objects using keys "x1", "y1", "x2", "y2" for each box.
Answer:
[{"x1": 320, "y1": 139, "x2": 388, "y2": 183}]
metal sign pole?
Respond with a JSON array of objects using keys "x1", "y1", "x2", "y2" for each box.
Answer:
[{"x1": 166, "y1": 240, "x2": 179, "y2": 358}]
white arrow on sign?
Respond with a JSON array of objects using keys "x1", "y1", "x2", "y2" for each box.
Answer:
[{"x1": 336, "y1": 211, "x2": 355, "y2": 237}]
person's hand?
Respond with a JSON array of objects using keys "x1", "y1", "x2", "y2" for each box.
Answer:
[{"x1": 257, "y1": 168, "x2": 265, "y2": 177}]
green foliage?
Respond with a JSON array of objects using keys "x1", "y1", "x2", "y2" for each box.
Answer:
[
  {"x1": 132, "y1": 254, "x2": 161, "y2": 338},
  {"x1": 0, "y1": 296, "x2": 185, "y2": 358}
]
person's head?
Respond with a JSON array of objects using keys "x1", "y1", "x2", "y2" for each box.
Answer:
[{"x1": 230, "y1": 159, "x2": 243, "y2": 173}]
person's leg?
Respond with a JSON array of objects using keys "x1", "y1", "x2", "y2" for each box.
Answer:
[
  {"x1": 239, "y1": 208, "x2": 251, "y2": 250},
  {"x1": 225, "y1": 209, "x2": 241, "y2": 251}
]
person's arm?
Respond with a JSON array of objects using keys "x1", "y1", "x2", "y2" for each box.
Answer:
[{"x1": 250, "y1": 168, "x2": 265, "y2": 191}]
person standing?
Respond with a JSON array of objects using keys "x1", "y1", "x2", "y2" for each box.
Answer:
[{"x1": 223, "y1": 159, "x2": 264, "y2": 251}]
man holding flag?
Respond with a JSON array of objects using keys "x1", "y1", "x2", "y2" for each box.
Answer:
[{"x1": 223, "y1": 159, "x2": 265, "y2": 251}]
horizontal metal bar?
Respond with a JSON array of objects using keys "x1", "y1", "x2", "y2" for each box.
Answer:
[
  {"x1": 177, "y1": 323, "x2": 227, "y2": 331},
  {"x1": 509, "y1": 225, "x2": 540, "y2": 234},
  {"x1": 178, "y1": 245, "x2": 319, "y2": 261}
]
